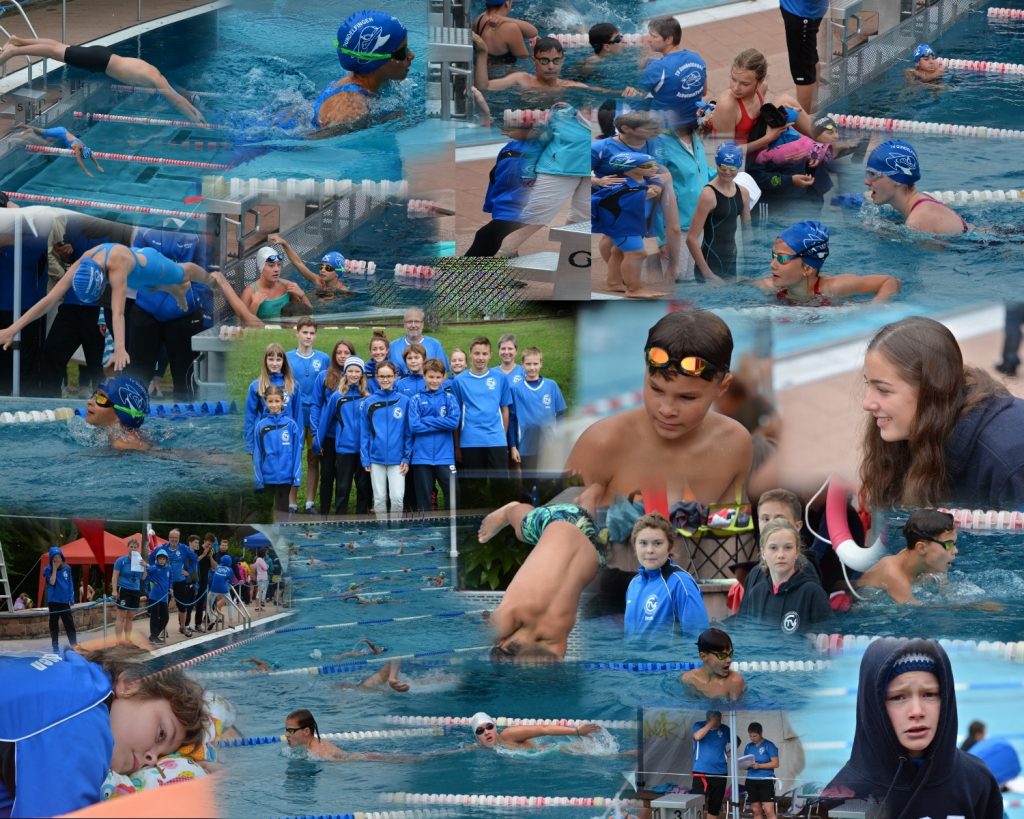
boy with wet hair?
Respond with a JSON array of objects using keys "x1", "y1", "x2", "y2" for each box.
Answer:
[
  {"x1": 855, "y1": 509, "x2": 957, "y2": 604},
  {"x1": 567, "y1": 309, "x2": 752, "y2": 510},
  {"x1": 822, "y1": 637, "x2": 1001, "y2": 816},
  {"x1": 679, "y1": 627, "x2": 745, "y2": 700},
  {"x1": 579, "y1": 23, "x2": 627, "y2": 76}
]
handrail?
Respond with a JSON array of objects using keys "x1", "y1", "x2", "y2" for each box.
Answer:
[{"x1": 0, "y1": 1, "x2": 49, "y2": 86}]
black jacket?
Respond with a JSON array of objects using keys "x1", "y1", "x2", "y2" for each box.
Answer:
[
  {"x1": 945, "y1": 393, "x2": 1024, "y2": 510},
  {"x1": 737, "y1": 564, "x2": 832, "y2": 633},
  {"x1": 824, "y1": 638, "x2": 1003, "y2": 819}
]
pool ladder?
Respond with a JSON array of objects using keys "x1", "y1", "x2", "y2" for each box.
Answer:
[{"x1": 209, "y1": 586, "x2": 252, "y2": 632}]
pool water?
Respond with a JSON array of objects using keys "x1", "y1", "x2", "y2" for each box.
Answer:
[
  {"x1": 210, "y1": 0, "x2": 447, "y2": 181},
  {"x1": 0, "y1": 397, "x2": 251, "y2": 518}
]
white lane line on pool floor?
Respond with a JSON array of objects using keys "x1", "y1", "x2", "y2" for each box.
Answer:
[{"x1": 773, "y1": 305, "x2": 1005, "y2": 391}]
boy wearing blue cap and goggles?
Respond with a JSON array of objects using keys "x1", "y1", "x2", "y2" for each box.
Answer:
[
  {"x1": 864, "y1": 140, "x2": 968, "y2": 235},
  {"x1": 0, "y1": 244, "x2": 210, "y2": 373},
  {"x1": 312, "y1": 9, "x2": 414, "y2": 131}
]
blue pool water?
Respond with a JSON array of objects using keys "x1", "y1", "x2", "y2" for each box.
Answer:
[
  {"x1": 209, "y1": 0, "x2": 451, "y2": 181},
  {"x1": 0, "y1": 397, "x2": 250, "y2": 517}
]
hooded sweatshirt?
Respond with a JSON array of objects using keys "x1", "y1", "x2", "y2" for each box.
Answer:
[
  {"x1": 253, "y1": 412, "x2": 303, "y2": 488},
  {"x1": 42, "y1": 547, "x2": 74, "y2": 604},
  {"x1": 823, "y1": 638, "x2": 1002, "y2": 819},
  {"x1": 209, "y1": 554, "x2": 234, "y2": 594},
  {"x1": 360, "y1": 388, "x2": 411, "y2": 467},
  {"x1": 944, "y1": 392, "x2": 1024, "y2": 510},
  {"x1": 737, "y1": 563, "x2": 831, "y2": 633},
  {"x1": 243, "y1": 372, "x2": 303, "y2": 453},
  {"x1": 316, "y1": 384, "x2": 365, "y2": 455}
]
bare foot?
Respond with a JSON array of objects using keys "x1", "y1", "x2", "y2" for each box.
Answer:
[
  {"x1": 0, "y1": 43, "x2": 16, "y2": 66},
  {"x1": 389, "y1": 680, "x2": 410, "y2": 692},
  {"x1": 605, "y1": 283, "x2": 627, "y2": 293},
  {"x1": 478, "y1": 501, "x2": 519, "y2": 542},
  {"x1": 624, "y1": 288, "x2": 667, "y2": 300}
]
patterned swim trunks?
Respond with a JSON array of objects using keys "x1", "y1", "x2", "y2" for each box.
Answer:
[{"x1": 518, "y1": 503, "x2": 605, "y2": 568}]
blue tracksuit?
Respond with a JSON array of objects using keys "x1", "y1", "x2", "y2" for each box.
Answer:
[
  {"x1": 396, "y1": 372, "x2": 426, "y2": 398},
  {"x1": 42, "y1": 548, "x2": 74, "y2": 604},
  {"x1": 591, "y1": 136, "x2": 662, "y2": 179},
  {"x1": 360, "y1": 388, "x2": 411, "y2": 467},
  {"x1": 147, "y1": 561, "x2": 172, "y2": 603},
  {"x1": 592, "y1": 177, "x2": 657, "y2": 238},
  {"x1": 484, "y1": 139, "x2": 535, "y2": 221},
  {"x1": 624, "y1": 560, "x2": 709, "y2": 637},
  {"x1": 150, "y1": 543, "x2": 196, "y2": 582},
  {"x1": 244, "y1": 372, "x2": 303, "y2": 453},
  {"x1": 0, "y1": 650, "x2": 113, "y2": 817},
  {"x1": 389, "y1": 336, "x2": 447, "y2": 376},
  {"x1": 287, "y1": 349, "x2": 331, "y2": 429},
  {"x1": 209, "y1": 557, "x2": 233, "y2": 594},
  {"x1": 511, "y1": 376, "x2": 566, "y2": 457},
  {"x1": 316, "y1": 385, "x2": 365, "y2": 456},
  {"x1": 253, "y1": 412, "x2": 303, "y2": 488},
  {"x1": 409, "y1": 386, "x2": 460, "y2": 466}
]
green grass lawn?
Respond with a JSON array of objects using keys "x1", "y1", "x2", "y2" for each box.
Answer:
[{"x1": 228, "y1": 315, "x2": 576, "y2": 510}]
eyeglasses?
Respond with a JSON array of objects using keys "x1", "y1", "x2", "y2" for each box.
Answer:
[
  {"x1": 924, "y1": 537, "x2": 957, "y2": 552},
  {"x1": 377, "y1": 374, "x2": 395, "y2": 380},
  {"x1": 91, "y1": 390, "x2": 113, "y2": 408},
  {"x1": 475, "y1": 723, "x2": 495, "y2": 735},
  {"x1": 610, "y1": 34, "x2": 624, "y2": 44},
  {"x1": 263, "y1": 254, "x2": 285, "y2": 264},
  {"x1": 319, "y1": 263, "x2": 336, "y2": 273},
  {"x1": 645, "y1": 348, "x2": 727, "y2": 380},
  {"x1": 535, "y1": 56, "x2": 564, "y2": 66}
]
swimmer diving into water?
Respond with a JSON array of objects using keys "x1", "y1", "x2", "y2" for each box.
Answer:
[
  {"x1": 13, "y1": 125, "x2": 103, "y2": 176},
  {"x1": 0, "y1": 37, "x2": 204, "y2": 122},
  {"x1": 0, "y1": 243, "x2": 211, "y2": 371}
]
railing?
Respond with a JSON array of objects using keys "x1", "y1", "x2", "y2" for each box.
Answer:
[{"x1": 0, "y1": 0, "x2": 48, "y2": 89}]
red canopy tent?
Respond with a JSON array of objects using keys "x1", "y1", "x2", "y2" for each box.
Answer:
[{"x1": 36, "y1": 532, "x2": 169, "y2": 603}]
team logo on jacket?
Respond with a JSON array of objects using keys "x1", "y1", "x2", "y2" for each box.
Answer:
[
  {"x1": 393, "y1": 407, "x2": 403, "y2": 419},
  {"x1": 439, "y1": 406, "x2": 447, "y2": 416},
  {"x1": 486, "y1": 377, "x2": 496, "y2": 390},
  {"x1": 643, "y1": 594, "x2": 659, "y2": 618},
  {"x1": 782, "y1": 611, "x2": 799, "y2": 633},
  {"x1": 313, "y1": 360, "x2": 323, "y2": 371},
  {"x1": 543, "y1": 395, "x2": 551, "y2": 406},
  {"x1": 281, "y1": 430, "x2": 291, "y2": 444}
]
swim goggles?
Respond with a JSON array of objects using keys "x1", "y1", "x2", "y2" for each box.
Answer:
[
  {"x1": 645, "y1": 348, "x2": 728, "y2": 379},
  {"x1": 863, "y1": 167, "x2": 888, "y2": 181},
  {"x1": 334, "y1": 41, "x2": 410, "y2": 63},
  {"x1": 263, "y1": 253, "x2": 286, "y2": 264},
  {"x1": 706, "y1": 650, "x2": 733, "y2": 661},
  {"x1": 284, "y1": 727, "x2": 302, "y2": 735},
  {"x1": 475, "y1": 723, "x2": 495, "y2": 735},
  {"x1": 535, "y1": 56, "x2": 564, "y2": 66},
  {"x1": 770, "y1": 251, "x2": 802, "y2": 265},
  {"x1": 771, "y1": 237, "x2": 830, "y2": 266},
  {"x1": 319, "y1": 263, "x2": 337, "y2": 273},
  {"x1": 91, "y1": 390, "x2": 113, "y2": 408},
  {"x1": 610, "y1": 34, "x2": 624, "y2": 44},
  {"x1": 923, "y1": 537, "x2": 957, "y2": 551}
]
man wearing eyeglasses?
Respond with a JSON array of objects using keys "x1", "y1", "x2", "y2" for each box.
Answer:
[
  {"x1": 389, "y1": 307, "x2": 446, "y2": 377},
  {"x1": 472, "y1": 35, "x2": 593, "y2": 94},
  {"x1": 470, "y1": 712, "x2": 602, "y2": 749},
  {"x1": 854, "y1": 509, "x2": 958, "y2": 604}
]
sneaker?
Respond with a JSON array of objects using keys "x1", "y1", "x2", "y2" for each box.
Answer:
[
  {"x1": 151, "y1": 636, "x2": 165, "y2": 644},
  {"x1": 178, "y1": 628, "x2": 187, "y2": 635},
  {"x1": 304, "y1": 501, "x2": 316, "y2": 512},
  {"x1": 995, "y1": 361, "x2": 1018, "y2": 377},
  {"x1": 184, "y1": 626, "x2": 194, "y2": 636},
  {"x1": 288, "y1": 504, "x2": 299, "y2": 513}
]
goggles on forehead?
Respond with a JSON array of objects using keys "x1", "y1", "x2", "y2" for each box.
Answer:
[{"x1": 645, "y1": 348, "x2": 728, "y2": 380}]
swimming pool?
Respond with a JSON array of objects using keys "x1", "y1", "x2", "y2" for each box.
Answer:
[
  {"x1": 0, "y1": 14, "x2": 222, "y2": 227},
  {"x1": 0, "y1": 396, "x2": 253, "y2": 518},
  {"x1": 792, "y1": 649, "x2": 1024, "y2": 818},
  {"x1": 209, "y1": 0, "x2": 452, "y2": 182}
]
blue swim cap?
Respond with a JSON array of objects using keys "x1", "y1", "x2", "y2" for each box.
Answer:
[
  {"x1": 913, "y1": 43, "x2": 935, "y2": 63},
  {"x1": 714, "y1": 142, "x2": 743, "y2": 169},
  {"x1": 72, "y1": 257, "x2": 106, "y2": 304},
  {"x1": 777, "y1": 221, "x2": 830, "y2": 270},
  {"x1": 335, "y1": 10, "x2": 408, "y2": 73},
  {"x1": 97, "y1": 375, "x2": 149, "y2": 429},
  {"x1": 321, "y1": 251, "x2": 346, "y2": 270},
  {"x1": 866, "y1": 139, "x2": 921, "y2": 186},
  {"x1": 606, "y1": 151, "x2": 655, "y2": 170}
]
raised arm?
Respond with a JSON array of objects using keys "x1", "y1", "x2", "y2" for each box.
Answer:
[{"x1": 270, "y1": 234, "x2": 319, "y2": 286}]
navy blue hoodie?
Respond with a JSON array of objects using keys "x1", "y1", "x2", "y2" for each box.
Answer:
[
  {"x1": 824, "y1": 638, "x2": 1002, "y2": 819},
  {"x1": 945, "y1": 393, "x2": 1024, "y2": 510},
  {"x1": 737, "y1": 562, "x2": 831, "y2": 634}
]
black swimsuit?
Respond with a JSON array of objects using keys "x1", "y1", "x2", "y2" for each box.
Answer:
[{"x1": 63, "y1": 45, "x2": 114, "y2": 73}]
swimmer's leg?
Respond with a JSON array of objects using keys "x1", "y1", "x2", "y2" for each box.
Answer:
[
  {"x1": 385, "y1": 660, "x2": 409, "y2": 692},
  {"x1": 478, "y1": 501, "x2": 534, "y2": 543},
  {"x1": 0, "y1": 36, "x2": 66, "y2": 65},
  {"x1": 357, "y1": 665, "x2": 391, "y2": 689},
  {"x1": 105, "y1": 55, "x2": 204, "y2": 123},
  {"x1": 152, "y1": 283, "x2": 191, "y2": 312}
]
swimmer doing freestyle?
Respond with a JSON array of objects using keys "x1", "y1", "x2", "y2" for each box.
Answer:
[
  {"x1": 309, "y1": 10, "x2": 414, "y2": 134},
  {"x1": 0, "y1": 37, "x2": 203, "y2": 122}
]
